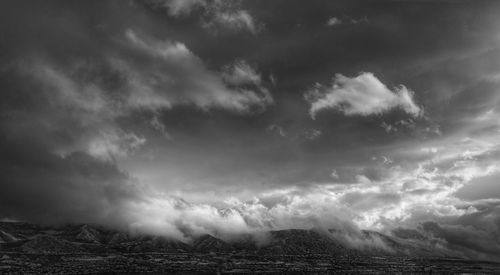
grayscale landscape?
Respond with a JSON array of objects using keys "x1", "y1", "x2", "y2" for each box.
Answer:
[{"x1": 2, "y1": 0, "x2": 500, "y2": 273}]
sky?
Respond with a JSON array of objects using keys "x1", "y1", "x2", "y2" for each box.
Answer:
[{"x1": 1, "y1": 0, "x2": 500, "y2": 260}]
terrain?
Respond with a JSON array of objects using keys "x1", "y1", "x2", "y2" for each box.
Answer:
[{"x1": 1, "y1": 221, "x2": 499, "y2": 274}]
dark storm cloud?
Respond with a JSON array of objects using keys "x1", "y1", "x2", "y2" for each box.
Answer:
[
  {"x1": 0, "y1": 136, "x2": 143, "y2": 227},
  {"x1": 0, "y1": 0, "x2": 274, "y2": 158}
]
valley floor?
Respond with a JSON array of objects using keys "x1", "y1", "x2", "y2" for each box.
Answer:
[{"x1": 1, "y1": 252, "x2": 500, "y2": 274}]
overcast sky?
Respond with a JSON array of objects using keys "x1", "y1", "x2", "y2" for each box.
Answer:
[{"x1": 1, "y1": 0, "x2": 500, "y2": 260}]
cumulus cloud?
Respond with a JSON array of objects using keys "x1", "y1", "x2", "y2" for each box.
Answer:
[
  {"x1": 124, "y1": 167, "x2": 500, "y2": 260},
  {"x1": 305, "y1": 73, "x2": 422, "y2": 118}
]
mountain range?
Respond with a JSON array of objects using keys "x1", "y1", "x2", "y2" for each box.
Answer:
[{"x1": 0, "y1": 221, "x2": 459, "y2": 259}]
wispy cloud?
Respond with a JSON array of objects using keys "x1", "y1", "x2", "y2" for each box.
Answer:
[
  {"x1": 116, "y1": 29, "x2": 273, "y2": 112},
  {"x1": 204, "y1": 9, "x2": 261, "y2": 34},
  {"x1": 325, "y1": 16, "x2": 369, "y2": 27},
  {"x1": 146, "y1": 0, "x2": 262, "y2": 34}
]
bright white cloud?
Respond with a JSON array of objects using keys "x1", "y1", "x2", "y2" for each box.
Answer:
[
  {"x1": 125, "y1": 187, "x2": 357, "y2": 241},
  {"x1": 305, "y1": 73, "x2": 422, "y2": 118}
]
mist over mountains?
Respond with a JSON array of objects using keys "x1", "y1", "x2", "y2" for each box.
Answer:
[{"x1": 0, "y1": 221, "x2": 480, "y2": 260}]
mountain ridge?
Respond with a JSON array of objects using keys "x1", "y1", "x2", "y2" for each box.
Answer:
[{"x1": 0, "y1": 221, "x2": 465, "y2": 259}]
